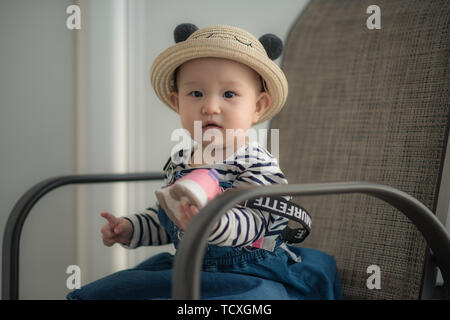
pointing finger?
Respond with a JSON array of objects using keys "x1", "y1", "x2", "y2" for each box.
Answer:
[{"x1": 100, "y1": 212, "x2": 119, "y2": 226}]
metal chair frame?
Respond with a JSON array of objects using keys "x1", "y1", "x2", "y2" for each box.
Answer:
[{"x1": 3, "y1": 173, "x2": 450, "y2": 299}]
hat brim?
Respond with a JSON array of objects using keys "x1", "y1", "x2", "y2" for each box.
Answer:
[{"x1": 150, "y1": 38, "x2": 288, "y2": 124}]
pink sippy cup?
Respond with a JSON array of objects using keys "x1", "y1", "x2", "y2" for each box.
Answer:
[{"x1": 155, "y1": 169, "x2": 222, "y2": 225}]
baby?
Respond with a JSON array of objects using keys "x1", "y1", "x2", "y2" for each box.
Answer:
[
  {"x1": 102, "y1": 24, "x2": 290, "y2": 250},
  {"x1": 67, "y1": 24, "x2": 341, "y2": 300}
]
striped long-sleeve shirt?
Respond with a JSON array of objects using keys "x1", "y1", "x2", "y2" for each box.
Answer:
[{"x1": 123, "y1": 141, "x2": 291, "y2": 250}]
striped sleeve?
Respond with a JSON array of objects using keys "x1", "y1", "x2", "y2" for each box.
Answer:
[
  {"x1": 207, "y1": 146, "x2": 290, "y2": 247},
  {"x1": 207, "y1": 206, "x2": 266, "y2": 247},
  {"x1": 121, "y1": 205, "x2": 171, "y2": 249}
]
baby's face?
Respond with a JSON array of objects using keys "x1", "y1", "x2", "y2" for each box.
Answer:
[{"x1": 169, "y1": 57, "x2": 271, "y2": 152}]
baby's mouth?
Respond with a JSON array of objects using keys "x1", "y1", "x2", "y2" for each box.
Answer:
[{"x1": 202, "y1": 121, "x2": 222, "y2": 130}]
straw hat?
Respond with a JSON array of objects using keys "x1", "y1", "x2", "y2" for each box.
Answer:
[{"x1": 150, "y1": 24, "x2": 288, "y2": 124}]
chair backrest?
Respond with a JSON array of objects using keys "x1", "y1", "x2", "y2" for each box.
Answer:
[{"x1": 270, "y1": 0, "x2": 450, "y2": 299}]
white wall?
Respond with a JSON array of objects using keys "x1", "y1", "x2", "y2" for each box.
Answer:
[{"x1": 0, "y1": 0, "x2": 76, "y2": 299}]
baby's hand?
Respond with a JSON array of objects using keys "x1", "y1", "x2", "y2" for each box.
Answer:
[
  {"x1": 100, "y1": 212, "x2": 133, "y2": 246},
  {"x1": 177, "y1": 201, "x2": 199, "y2": 230}
]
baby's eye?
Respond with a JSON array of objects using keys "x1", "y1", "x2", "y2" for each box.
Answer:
[
  {"x1": 190, "y1": 91, "x2": 203, "y2": 98},
  {"x1": 223, "y1": 91, "x2": 236, "y2": 99}
]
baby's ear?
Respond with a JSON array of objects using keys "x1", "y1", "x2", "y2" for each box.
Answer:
[
  {"x1": 169, "y1": 92, "x2": 179, "y2": 112},
  {"x1": 253, "y1": 92, "x2": 272, "y2": 123}
]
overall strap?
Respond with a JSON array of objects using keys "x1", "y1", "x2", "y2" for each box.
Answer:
[{"x1": 243, "y1": 196, "x2": 312, "y2": 244}]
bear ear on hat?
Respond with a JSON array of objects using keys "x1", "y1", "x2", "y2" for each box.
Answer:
[
  {"x1": 174, "y1": 23, "x2": 199, "y2": 43},
  {"x1": 259, "y1": 34, "x2": 283, "y2": 60}
]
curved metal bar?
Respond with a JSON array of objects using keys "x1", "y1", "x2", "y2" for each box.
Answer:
[
  {"x1": 2, "y1": 172, "x2": 165, "y2": 300},
  {"x1": 172, "y1": 182, "x2": 450, "y2": 299}
]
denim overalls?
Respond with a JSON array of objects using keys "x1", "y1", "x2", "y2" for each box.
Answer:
[{"x1": 67, "y1": 170, "x2": 342, "y2": 300}]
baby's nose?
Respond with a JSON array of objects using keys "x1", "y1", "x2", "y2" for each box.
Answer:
[{"x1": 201, "y1": 97, "x2": 221, "y2": 114}]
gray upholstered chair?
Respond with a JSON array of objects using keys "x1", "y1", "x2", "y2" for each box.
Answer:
[
  {"x1": 3, "y1": 0, "x2": 449, "y2": 300},
  {"x1": 269, "y1": 0, "x2": 450, "y2": 299}
]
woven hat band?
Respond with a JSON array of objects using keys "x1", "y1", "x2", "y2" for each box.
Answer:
[{"x1": 188, "y1": 25, "x2": 267, "y2": 56}]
